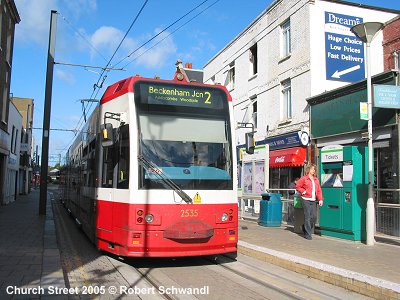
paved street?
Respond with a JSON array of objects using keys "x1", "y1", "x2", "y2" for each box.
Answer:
[{"x1": 0, "y1": 187, "x2": 400, "y2": 299}]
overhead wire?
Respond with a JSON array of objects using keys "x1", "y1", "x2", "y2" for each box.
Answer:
[
  {"x1": 121, "y1": 0, "x2": 221, "y2": 70},
  {"x1": 58, "y1": 12, "x2": 110, "y2": 63},
  {"x1": 81, "y1": 0, "x2": 214, "y2": 125},
  {"x1": 63, "y1": 0, "x2": 220, "y2": 159},
  {"x1": 54, "y1": 0, "x2": 149, "y2": 158},
  {"x1": 113, "y1": 0, "x2": 209, "y2": 68},
  {"x1": 73, "y1": 0, "x2": 149, "y2": 135},
  {"x1": 74, "y1": 0, "x2": 210, "y2": 136}
]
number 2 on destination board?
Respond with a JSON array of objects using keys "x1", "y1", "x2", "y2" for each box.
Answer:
[{"x1": 204, "y1": 92, "x2": 211, "y2": 104}]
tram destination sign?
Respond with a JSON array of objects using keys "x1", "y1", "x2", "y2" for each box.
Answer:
[
  {"x1": 325, "y1": 12, "x2": 364, "y2": 83},
  {"x1": 136, "y1": 81, "x2": 224, "y2": 109}
]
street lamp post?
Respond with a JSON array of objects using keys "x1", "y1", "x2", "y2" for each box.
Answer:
[{"x1": 350, "y1": 22, "x2": 384, "y2": 246}]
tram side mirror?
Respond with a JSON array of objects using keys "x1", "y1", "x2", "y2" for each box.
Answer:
[
  {"x1": 100, "y1": 123, "x2": 115, "y2": 147},
  {"x1": 245, "y1": 132, "x2": 255, "y2": 154}
]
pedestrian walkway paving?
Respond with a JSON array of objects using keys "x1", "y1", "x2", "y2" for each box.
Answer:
[
  {"x1": 0, "y1": 188, "x2": 400, "y2": 299},
  {"x1": 238, "y1": 218, "x2": 400, "y2": 300},
  {"x1": 0, "y1": 188, "x2": 65, "y2": 299}
]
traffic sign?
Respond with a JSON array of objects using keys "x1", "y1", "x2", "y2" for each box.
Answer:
[{"x1": 325, "y1": 12, "x2": 365, "y2": 83}]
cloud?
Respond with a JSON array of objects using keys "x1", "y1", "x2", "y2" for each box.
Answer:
[
  {"x1": 89, "y1": 26, "x2": 137, "y2": 60},
  {"x1": 86, "y1": 26, "x2": 177, "y2": 70},
  {"x1": 189, "y1": 30, "x2": 216, "y2": 53},
  {"x1": 55, "y1": 69, "x2": 75, "y2": 85},
  {"x1": 14, "y1": 0, "x2": 97, "y2": 47},
  {"x1": 132, "y1": 28, "x2": 177, "y2": 69},
  {"x1": 63, "y1": 0, "x2": 97, "y2": 17},
  {"x1": 14, "y1": 0, "x2": 58, "y2": 45}
]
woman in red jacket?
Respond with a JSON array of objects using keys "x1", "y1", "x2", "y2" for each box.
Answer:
[{"x1": 296, "y1": 163, "x2": 324, "y2": 240}]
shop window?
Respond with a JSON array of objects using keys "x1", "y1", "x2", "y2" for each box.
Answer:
[{"x1": 377, "y1": 147, "x2": 399, "y2": 204}]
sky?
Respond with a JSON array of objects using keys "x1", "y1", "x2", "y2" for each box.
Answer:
[{"x1": 10, "y1": 0, "x2": 400, "y2": 166}]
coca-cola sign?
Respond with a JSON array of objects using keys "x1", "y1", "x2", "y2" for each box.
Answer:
[{"x1": 275, "y1": 156, "x2": 285, "y2": 163}]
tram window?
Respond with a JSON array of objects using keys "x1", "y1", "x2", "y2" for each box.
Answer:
[
  {"x1": 102, "y1": 145, "x2": 115, "y2": 188},
  {"x1": 117, "y1": 125, "x2": 129, "y2": 189}
]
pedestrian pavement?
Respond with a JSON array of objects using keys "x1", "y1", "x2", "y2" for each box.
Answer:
[
  {"x1": 238, "y1": 217, "x2": 400, "y2": 300},
  {"x1": 0, "y1": 187, "x2": 65, "y2": 299},
  {"x1": 0, "y1": 188, "x2": 399, "y2": 300}
]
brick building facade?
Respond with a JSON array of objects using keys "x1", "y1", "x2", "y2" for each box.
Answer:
[
  {"x1": 383, "y1": 15, "x2": 400, "y2": 71},
  {"x1": 0, "y1": 0, "x2": 19, "y2": 203}
]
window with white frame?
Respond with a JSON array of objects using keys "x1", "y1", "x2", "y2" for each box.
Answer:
[
  {"x1": 251, "y1": 98, "x2": 258, "y2": 129},
  {"x1": 6, "y1": 17, "x2": 12, "y2": 63},
  {"x1": 251, "y1": 97, "x2": 258, "y2": 128},
  {"x1": 281, "y1": 19, "x2": 291, "y2": 58},
  {"x1": 1, "y1": 70, "x2": 9, "y2": 124},
  {"x1": 249, "y1": 44, "x2": 258, "y2": 76},
  {"x1": 227, "y1": 62, "x2": 235, "y2": 90},
  {"x1": 210, "y1": 75, "x2": 216, "y2": 85},
  {"x1": 281, "y1": 80, "x2": 292, "y2": 121},
  {"x1": 10, "y1": 126, "x2": 14, "y2": 153},
  {"x1": 0, "y1": 6, "x2": 3, "y2": 45},
  {"x1": 14, "y1": 129, "x2": 18, "y2": 153},
  {"x1": 394, "y1": 51, "x2": 399, "y2": 71}
]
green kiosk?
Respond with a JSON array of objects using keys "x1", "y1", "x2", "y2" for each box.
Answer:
[{"x1": 319, "y1": 145, "x2": 368, "y2": 241}]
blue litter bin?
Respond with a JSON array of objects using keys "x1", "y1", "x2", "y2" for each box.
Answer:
[{"x1": 259, "y1": 193, "x2": 282, "y2": 227}]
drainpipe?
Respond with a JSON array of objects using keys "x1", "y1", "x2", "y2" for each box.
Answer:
[{"x1": 396, "y1": 64, "x2": 400, "y2": 213}]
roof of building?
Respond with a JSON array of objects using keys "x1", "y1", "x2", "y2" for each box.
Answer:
[
  {"x1": 306, "y1": 70, "x2": 399, "y2": 105},
  {"x1": 204, "y1": 0, "x2": 400, "y2": 68}
]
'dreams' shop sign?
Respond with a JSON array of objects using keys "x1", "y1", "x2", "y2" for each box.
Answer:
[{"x1": 325, "y1": 12, "x2": 364, "y2": 83}]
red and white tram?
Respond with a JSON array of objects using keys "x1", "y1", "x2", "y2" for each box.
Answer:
[{"x1": 63, "y1": 65, "x2": 238, "y2": 257}]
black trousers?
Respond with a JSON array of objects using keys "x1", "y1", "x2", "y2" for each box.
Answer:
[{"x1": 301, "y1": 199, "x2": 317, "y2": 237}]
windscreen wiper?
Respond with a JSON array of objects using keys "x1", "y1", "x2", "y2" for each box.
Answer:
[{"x1": 138, "y1": 155, "x2": 193, "y2": 204}]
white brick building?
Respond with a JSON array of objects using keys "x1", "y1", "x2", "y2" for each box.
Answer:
[
  {"x1": 204, "y1": 0, "x2": 398, "y2": 189},
  {"x1": 3, "y1": 102, "x2": 22, "y2": 204}
]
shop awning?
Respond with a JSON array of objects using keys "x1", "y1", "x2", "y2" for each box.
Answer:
[{"x1": 269, "y1": 147, "x2": 306, "y2": 168}]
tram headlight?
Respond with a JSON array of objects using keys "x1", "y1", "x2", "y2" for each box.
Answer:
[
  {"x1": 221, "y1": 213, "x2": 229, "y2": 222},
  {"x1": 145, "y1": 214, "x2": 154, "y2": 223}
]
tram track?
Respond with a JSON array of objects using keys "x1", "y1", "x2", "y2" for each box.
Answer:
[
  {"x1": 127, "y1": 253, "x2": 372, "y2": 300},
  {"x1": 201, "y1": 253, "x2": 372, "y2": 300},
  {"x1": 52, "y1": 189, "x2": 371, "y2": 299},
  {"x1": 53, "y1": 194, "x2": 169, "y2": 299},
  {"x1": 202, "y1": 254, "x2": 306, "y2": 300},
  {"x1": 129, "y1": 255, "x2": 305, "y2": 300},
  {"x1": 107, "y1": 255, "x2": 178, "y2": 300}
]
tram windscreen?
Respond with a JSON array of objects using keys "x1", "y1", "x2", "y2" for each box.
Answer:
[{"x1": 135, "y1": 81, "x2": 233, "y2": 190}]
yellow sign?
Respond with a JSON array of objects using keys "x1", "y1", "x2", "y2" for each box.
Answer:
[
  {"x1": 193, "y1": 192, "x2": 201, "y2": 204},
  {"x1": 360, "y1": 102, "x2": 368, "y2": 120}
]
